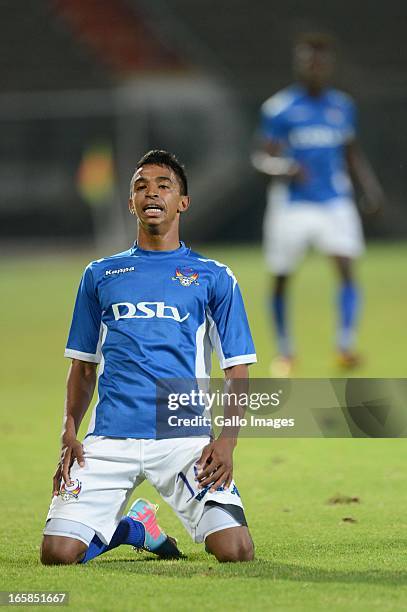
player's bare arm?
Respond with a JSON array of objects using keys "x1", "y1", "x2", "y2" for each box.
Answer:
[
  {"x1": 52, "y1": 359, "x2": 97, "y2": 496},
  {"x1": 196, "y1": 364, "x2": 248, "y2": 492},
  {"x1": 346, "y1": 139, "x2": 385, "y2": 214}
]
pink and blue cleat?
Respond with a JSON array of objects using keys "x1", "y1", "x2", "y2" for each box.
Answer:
[{"x1": 127, "y1": 498, "x2": 183, "y2": 559}]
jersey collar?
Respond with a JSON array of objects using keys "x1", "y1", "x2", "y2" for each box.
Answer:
[
  {"x1": 295, "y1": 82, "x2": 331, "y2": 102},
  {"x1": 130, "y1": 241, "x2": 189, "y2": 257}
]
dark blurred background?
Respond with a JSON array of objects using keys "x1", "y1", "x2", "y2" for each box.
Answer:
[{"x1": 1, "y1": 0, "x2": 406, "y2": 248}]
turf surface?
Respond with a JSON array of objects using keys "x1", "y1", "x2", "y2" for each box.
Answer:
[{"x1": 1, "y1": 243, "x2": 406, "y2": 611}]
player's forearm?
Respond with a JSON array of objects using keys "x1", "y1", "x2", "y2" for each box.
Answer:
[
  {"x1": 346, "y1": 142, "x2": 384, "y2": 200},
  {"x1": 219, "y1": 364, "x2": 250, "y2": 447},
  {"x1": 62, "y1": 359, "x2": 97, "y2": 441}
]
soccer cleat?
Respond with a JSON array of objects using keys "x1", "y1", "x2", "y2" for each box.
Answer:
[
  {"x1": 127, "y1": 498, "x2": 182, "y2": 559},
  {"x1": 269, "y1": 355, "x2": 295, "y2": 378},
  {"x1": 336, "y1": 351, "x2": 362, "y2": 370}
]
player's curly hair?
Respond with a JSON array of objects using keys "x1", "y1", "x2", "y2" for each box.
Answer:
[{"x1": 130, "y1": 149, "x2": 188, "y2": 196}]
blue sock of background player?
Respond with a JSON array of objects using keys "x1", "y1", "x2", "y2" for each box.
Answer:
[
  {"x1": 337, "y1": 280, "x2": 360, "y2": 352},
  {"x1": 270, "y1": 279, "x2": 360, "y2": 360},
  {"x1": 80, "y1": 517, "x2": 144, "y2": 563},
  {"x1": 271, "y1": 293, "x2": 292, "y2": 357}
]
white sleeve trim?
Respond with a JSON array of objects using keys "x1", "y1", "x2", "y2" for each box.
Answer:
[
  {"x1": 198, "y1": 258, "x2": 237, "y2": 290},
  {"x1": 221, "y1": 354, "x2": 257, "y2": 369},
  {"x1": 261, "y1": 89, "x2": 295, "y2": 118},
  {"x1": 64, "y1": 348, "x2": 101, "y2": 364}
]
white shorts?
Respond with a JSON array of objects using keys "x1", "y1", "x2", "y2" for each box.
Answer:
[
  {"x1": 263, "y1": 183, "x2": 365, "y2": 274},
  {"x1": 46, "y1": 436, "x2": 244, "y2": 545}
]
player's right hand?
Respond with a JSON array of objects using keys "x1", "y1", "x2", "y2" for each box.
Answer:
[{"x1": 52, "y1": 439, "x2": 85, "y2": 496}]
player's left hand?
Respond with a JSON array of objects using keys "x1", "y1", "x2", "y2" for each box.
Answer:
[{"x1": 195, "y1": 438, "x2": 236, "y2": 492}]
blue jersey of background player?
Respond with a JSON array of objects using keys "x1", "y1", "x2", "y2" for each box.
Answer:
[
  {"x1": 261, "y1": 83, "x2": 355, "y2": 205},
  {"x1": 252, "y1": 32, "x2": 385, "y2": 373},
  {"x1": 41, "y1": 150, "x2": 256, "y2": 566}
]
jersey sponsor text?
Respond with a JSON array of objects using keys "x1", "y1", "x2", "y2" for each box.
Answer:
[{"x1": 112, "y1": 301, "x2": 190, "y2": 323}]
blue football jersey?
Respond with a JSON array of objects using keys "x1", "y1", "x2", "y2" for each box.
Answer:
[
  {"x1": 260, "y1": 84, "x2": 356, "y2": 204},
  {"x1": 64, "y1": 242, "x2": 257, "y2": 439}
]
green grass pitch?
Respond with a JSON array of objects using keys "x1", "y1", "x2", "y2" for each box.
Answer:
[{"x1": 1, "y1": 243, "x2": 406, "y2": 611}]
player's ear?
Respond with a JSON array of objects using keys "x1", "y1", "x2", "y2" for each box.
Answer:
[
  {"x1": 177, "y1": 196, "x2": 190, "y2": 214},
  {"x1": 128, "y1": 197, "x2": 136, "y2": 216}
]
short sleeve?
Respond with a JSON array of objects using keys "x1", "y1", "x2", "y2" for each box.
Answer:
[
  {"x1": 260, "y1": 107, "x2": 288, "y2": 143},
  {"x1": 64, "y1": 265, "x2": 103, "y2": 363},
  {"x1": 208, "y1": 266, "x2": 257, "y2": 369}
]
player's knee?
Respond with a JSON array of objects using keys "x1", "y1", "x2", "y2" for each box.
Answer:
[
  {"x1": 40, "y1": 545, "x2": 78, "y2": 566},
  {"x1": 240, "y1": 538, "x2": 255, "y2": 561},
  {"x1": 230, "y1": 538, "x2": 254, "y2": 562},
  {"x1": 214, "y1": 538, "x2": 254, "y2": 563},
  {"x1": 40, "y1": 536, "x2": 86, "y2": 566}
]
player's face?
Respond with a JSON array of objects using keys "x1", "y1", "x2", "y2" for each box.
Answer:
[
  {"x1": 128, "y1": 164, "x2": 189, "y2": 231},
  {"x1": 294, "y1": 44, "x2": 334, "y2": 88}
]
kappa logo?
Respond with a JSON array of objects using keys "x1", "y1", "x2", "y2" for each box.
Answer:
[
  {"x1": 112, "y1": 301, "x2": 190, "y2": 323},
  {"x1": 172, "y1": 267, "x2": 199, "y2": 287},
  {"x1": 60, "y1": 479, "x2": 82, "y2": 501},
  {"x1": 105, "y1": 267, "x2": 135, "y2": 276}
]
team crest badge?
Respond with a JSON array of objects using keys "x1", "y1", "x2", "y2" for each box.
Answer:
[
  {"x1": 60, "y1": 479, "x2": 82, "y2": 501},
  {"x1": 172, "y1": 267, "x2": 199, "y2": 287}
]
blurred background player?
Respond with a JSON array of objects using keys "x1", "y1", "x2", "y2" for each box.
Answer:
[{"x1": 252, "y1": 32, "x2": 385, "y2": 375}]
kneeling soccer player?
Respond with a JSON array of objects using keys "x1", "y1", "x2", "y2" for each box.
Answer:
[{"x1": 41, "y1": 150, "x2": 256, "y2": 565}]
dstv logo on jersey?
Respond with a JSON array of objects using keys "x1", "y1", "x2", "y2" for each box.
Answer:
[
  {"x1": 112, "y1": 301, "x2": 190, "y2": 323},
  {"x1": 289, "y1": 126, "x2": 345, "y2": 148}
]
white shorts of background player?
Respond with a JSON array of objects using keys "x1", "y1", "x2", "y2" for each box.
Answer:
[{"x1": 263, "y1": 183, "x2": 365, "y2": 274}]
